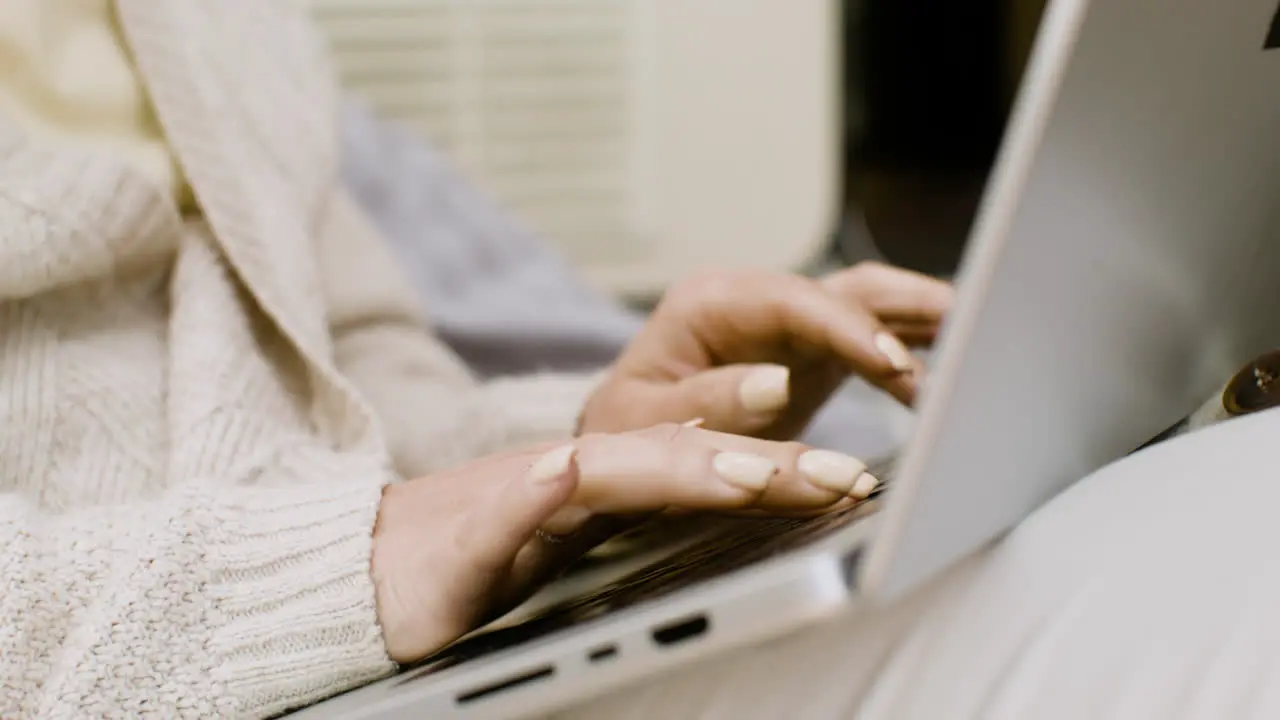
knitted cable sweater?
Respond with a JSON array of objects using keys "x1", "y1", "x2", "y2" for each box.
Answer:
[{"x1": 0, "y1": 1, "x2": 598, "y2": 716}]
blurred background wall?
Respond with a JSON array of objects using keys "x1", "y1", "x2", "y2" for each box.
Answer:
[{"x1": 313, "y1": 0, "x2": 1049, "y2": 302}]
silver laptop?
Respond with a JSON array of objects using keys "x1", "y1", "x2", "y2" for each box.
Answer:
[{"x1": 297, "y1": 0, "x2": 1280, "y2": 716}]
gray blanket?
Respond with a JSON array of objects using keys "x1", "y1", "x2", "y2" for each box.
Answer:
[{"x1": 339, "y1": 97, "x2": 904, "y2": 458}]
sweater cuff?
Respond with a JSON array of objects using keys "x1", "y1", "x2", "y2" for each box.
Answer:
[
  {"x1": 202, "y1": 457, "x2": 396, "y2": 717},
  {"x1": 481, "y1": 369, "x2": 607, "y2": 450}
]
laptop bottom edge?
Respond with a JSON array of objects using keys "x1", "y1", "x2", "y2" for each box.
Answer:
[{"x1": 297, "y1": 548, "x2": 864, "y2": 720}]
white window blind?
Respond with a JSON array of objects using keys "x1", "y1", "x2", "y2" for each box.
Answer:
[
  {"x1": 313, "y1": 0, "x2": 646, "y2": 266},
  {"x1": 313, "y1": 0, "x2": 839, "y2": 298}
]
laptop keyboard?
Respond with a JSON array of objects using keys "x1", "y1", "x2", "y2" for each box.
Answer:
[
  {"x1": 567, "y1": 455, "x2": 896, "y2": 608},
  {"x1": 392, "y1": 415, "x2": 1206, "y2": 686},
  {"x1": 399, "y1": 456, "x2": 896, "y2": 680}
]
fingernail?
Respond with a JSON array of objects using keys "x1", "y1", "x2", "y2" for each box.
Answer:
[
  {"x1": 797, "y1": 450, "x2": 867, "y2": 494},
  {"x1": 874, "y1": 332, "x2": 914, "y2": 372},
  {"x1": 543, "y1": 505, "x2": 592, "y2": 535},
  {"x1": 530, "y1": 444, "x2": 576, "y2": 484},
  {"x1": 683, "y1": 418, "x2": 706, "y2": 428},
  {"x1": 851, "y1": 472, "x2": 880, "y2": 499},
  {"x1": 712, "y1": 452, "x2": 778, "y2": 491},
  {"x1": 739, "y1": 364, "x2": 790, "y2": 413}
]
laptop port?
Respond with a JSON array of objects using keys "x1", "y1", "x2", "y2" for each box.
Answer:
[
  {"x1": 587, "y1": 644, "x2": 619, "y2": 663},
  {"x1": 456, "y1": 665, "x2": 554, "y2": 704},
  {"x1": 651, "y1": 614, "x2": 710, "y2": 647}
]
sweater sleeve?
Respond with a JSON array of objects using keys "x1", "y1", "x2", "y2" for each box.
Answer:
[
  {"x1": 0, "y1": 454, "x2": 396, "y2": 718},
  {"x1": 315, "y1": 187, "x2": 604, "y2": 477}
]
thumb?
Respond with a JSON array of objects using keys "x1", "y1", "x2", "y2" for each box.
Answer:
[
  {"x1": 462, "y1": 445, "x2": 580, "y2": 572},
  {"x1": 659, "y1": 363, "x2": 795, "y2": 436}
]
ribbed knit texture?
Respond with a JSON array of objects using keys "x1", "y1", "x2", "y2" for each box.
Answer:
[
  {"x1": 0, "y1": 0, "x2": 599, "y2": 716},
  {"x1": 0, "y1": 130, "x2": 394, "y2": 717}
]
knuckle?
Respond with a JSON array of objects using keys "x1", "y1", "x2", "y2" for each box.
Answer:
[
  {"x1": 573, "y1": 430, "x2": 611, "y2": 448},
  {"x1": 687, "y1": 379, "x2": 724, "y2": 419},
  {"x1": 666, "y1": 272, "x2": 712, "y2": 301},
  {"x1": 633, "y1": 422, "x2": 688, "y2": 443},
  {"x1": 845, "y1": 260, "x2": 889, "y2": 285},
  {"x1": 673, "y1": 444, "x2": 716, "y2": 488},
  {"x1": 665, "y1": 269, "x2": 755, "y2": 310},
  {"x1": 773, "y1": 440, "x2": 811, "y2": 464}
]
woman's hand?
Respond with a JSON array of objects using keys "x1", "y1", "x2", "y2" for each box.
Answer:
[
  {"x1": 371, "y1": 424, "x2": 877, "y2": 663},
  {"x1": 581, "y1": 262, "x2": 953, "y2": 440}
]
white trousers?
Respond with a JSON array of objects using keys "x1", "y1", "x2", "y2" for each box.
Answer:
[{"x1": 553, "y1": 408, "x2": 1280, "y2": 719}]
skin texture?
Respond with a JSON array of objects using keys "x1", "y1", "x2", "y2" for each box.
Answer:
[
  {"x1": 372, "y1": 263, "x2": 954, "y2": 664},
  {"x1": 581, "y1": 262, "x2": 953, "y2": 439}
]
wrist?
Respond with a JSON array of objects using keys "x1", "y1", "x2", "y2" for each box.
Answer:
[{"x1": 370, "y1": 483, "x2": 413, "y2": 661}]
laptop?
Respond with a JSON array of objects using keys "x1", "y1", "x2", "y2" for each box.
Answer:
[{"x1": 296, "y1": 0, "x2": 1280, "y2": 716}]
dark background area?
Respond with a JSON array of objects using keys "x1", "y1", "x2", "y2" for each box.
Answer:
[{"x1": 837, "y1": 0, "x2": 1047, "y2": 277}]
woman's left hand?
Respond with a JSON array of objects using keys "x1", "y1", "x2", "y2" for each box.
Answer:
[{"x1": 580, "y1": 262, "x2": 953, "y2": 440}]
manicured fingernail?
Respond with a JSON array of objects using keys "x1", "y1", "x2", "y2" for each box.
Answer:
[
  {"x1": 530, "y1": 444, "x2": 576, "y2": 484},
  {"x1": 683, "y1": 418, "x2": 706, "y2": 428},
  {"x1": 797, "y1": 450, "x2": 867, "y2": 494},
  {"x1": 543, "y1": 505, "x2": 592, "y2": 535},
  {"x1": 851, "y1": 472, "x2": 880, "y2": 499},
  {"x1": 738, "y1": 364, "x2": 790, "y2": 413},
  {"x1": 874, "y1": 332, "x2": 913, "y2": 372},
  {"x1": 712, "y1": 452, "x2": 778, "y2": 491}
]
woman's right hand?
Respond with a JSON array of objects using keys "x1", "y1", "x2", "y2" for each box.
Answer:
[{"x1": 370, "y1": 423, "x2": 878, "y2": 664}]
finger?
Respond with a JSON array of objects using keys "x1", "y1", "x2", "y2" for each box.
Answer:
[
  {"x1": 721, "y1": 274, "x2": 920, "y2": 405},
  {"x1": 872, "y1": 332, "x2": 924, "y2": 405},
  {"x1": 882, "y1": 319, "x2": 941, "y2": 347},
  {"x1": 567, "y1": 430, "x2": 770, "y2": 512},
  {"x1": 568, "y1": 425, "x2": 879, "y2": 515},
  {"x1": 649, "y1": 361, "x2": 845, "y2": 439},
  {"x1": 643, "y1": 270, "x2": 922, "y2": 407},
  {"x1": 662, "y1": 363, "x2": 795, "y2": 437},
  {"x1": 458, "y1": 444, "x2": 580, "y2": 574},
  {"x1": 670, "y1": 426, "x2": 882, "y2": 509},
  {"x1": 502, "y1": 514, "x2": 643, "y2": 600},
  {"x1": 822, "y1": 263, "x2": 953, "y2": 322}
]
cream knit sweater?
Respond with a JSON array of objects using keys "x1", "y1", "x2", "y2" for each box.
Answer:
[
  {"x1": 0, "y1": 1, "x2": 598, "y2": 717},
  {"x1": 0, "y1": 0, "x2": 197, "y2": 208}
]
